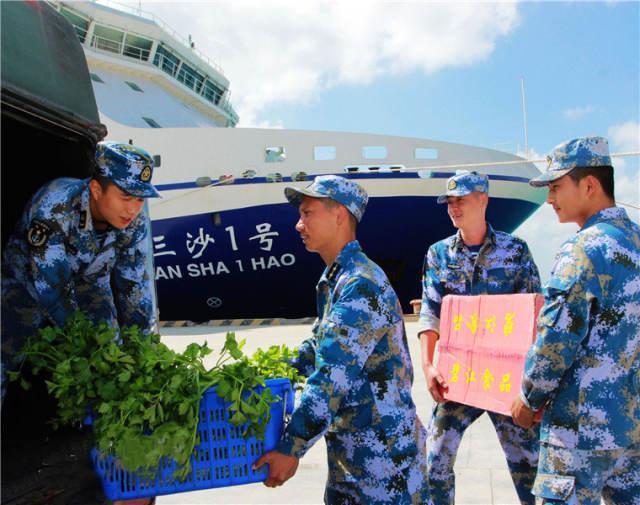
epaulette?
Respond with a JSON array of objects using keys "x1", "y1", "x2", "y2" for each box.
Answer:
[
  {"x1": 79, "y1": 210, "x2": 89, "y2": 230},
  {"x1": 327, "y1": 262, "x2": 342, "y2": 281}
]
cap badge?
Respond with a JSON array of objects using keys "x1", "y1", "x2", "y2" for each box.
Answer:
[
  {"x1": 27, "y1": 220, "x2": 51, "y2": 248},
  {"x1": 140, "y1": 165, "x2": 152, "y2": 182},
  {"x1": 448, "y1": 179, "x2": 457, "y2": 190},
  {"x1": 546, "y1": 156, "x2": 553, "y2": 169}
]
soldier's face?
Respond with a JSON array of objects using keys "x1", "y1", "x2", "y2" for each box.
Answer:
[
  {"x1": 295, "y1": 196, "x2": 339, "y2": 254},
  {"x1": 546, "y1": 175, "x2": 589, "y2": 226},
  {"x1": 446, "y1": 192, "x2": 487, "y2": 230},
  {"x1": 90, "y1": 181, "x2": 145, "y2": 230}
]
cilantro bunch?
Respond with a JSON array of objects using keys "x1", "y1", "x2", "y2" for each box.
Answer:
[{"x1": 9, "y1": 312, "x2": 302, "y2": 479}]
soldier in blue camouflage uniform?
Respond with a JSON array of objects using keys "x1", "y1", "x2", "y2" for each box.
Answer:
[
  {"x1": 254, "y1": 175, "x2": 428, "y2": 504},
  {"x1": 2, "y1": 141, "x2": 159, "y2": 374},
  {"x1": 1, "y1": 141, "x2": 160, "y2": 505},
  {"x1": 419, "y1": 170, "x2": 541, "y2": 505},
  {"x1": 511, "y1": 136, "x2": 640, "y2": 504}
]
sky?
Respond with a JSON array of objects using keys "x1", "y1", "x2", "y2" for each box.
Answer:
[{"x1": 111, "y1": 0, "x2": 639, "y2": 280}]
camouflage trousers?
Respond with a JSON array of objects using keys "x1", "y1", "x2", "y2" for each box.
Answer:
[
  {"x1": 533, "y1": 442, "x2": 640, "y2": 505},
  {"x1": 426, "y1": 401, "x2": 539, "y2": 505},
  {"x1": 323, "y1": 462, "x2": 428, "y2": 505},
  {"x1": 322, "y1": 428, "x2": 429, "y2": 504}
]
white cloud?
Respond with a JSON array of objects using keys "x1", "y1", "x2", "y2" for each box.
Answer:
[
  {"x1": 516, "y1": 147, "x2": 546, "y2": 171},
  {"x1": 516, "y1": 204, "x2": 577, "y2": 284},
  {"x1": 608, "y1": 121, "x2": 640, "y2": 151},
  {"x1": 115, "y1": 1, "x2": 519, "y2": 126},
  {"x1": 562, "y1": 105, "x2": 595, "y2": 121}
]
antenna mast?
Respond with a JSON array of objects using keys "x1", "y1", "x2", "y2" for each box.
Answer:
[{"x1": 521, "y1": 77, "x2": 529, "y2": 159}]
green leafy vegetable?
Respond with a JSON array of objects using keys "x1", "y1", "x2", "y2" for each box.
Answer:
[{"x1": 9, "y1": 312, "x2": 303, "y2": 480}]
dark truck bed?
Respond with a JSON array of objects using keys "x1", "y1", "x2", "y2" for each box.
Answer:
[{"x1": 1, "y1": 3, "x2": 108, "y2": 503}]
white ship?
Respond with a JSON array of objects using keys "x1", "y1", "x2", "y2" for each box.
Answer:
[{"x1": 33, "y1": 1, "x2": 548, "y2": 320}]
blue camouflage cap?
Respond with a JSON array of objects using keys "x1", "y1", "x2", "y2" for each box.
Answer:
[
  {"x1": 284, "y1": 175, "x2": 368, "y2": 222},
  {"x1": 95, "y1": 141, "x2": 160, "y2": 198},
  {"x1": 529, "y1": 136, "x2": 612, "y2": 187},
  {"x1": 437, "y1": 170, "x2": 489, "y2": 204}
]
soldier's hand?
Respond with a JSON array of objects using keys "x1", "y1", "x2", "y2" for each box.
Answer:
[
  {"x1": 253, "y1": 450, "x2": 299, "y2": 487},
  {"x1": 424, "y1": 364, "x2": 448, "y2": 402},
  {"x1": 511, "y1": 396, "x2": 535, "y2": 428}
]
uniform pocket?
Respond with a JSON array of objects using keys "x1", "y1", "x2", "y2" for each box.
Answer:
[
  {"x1": 440, "y1": 269, "x2": 466, "y2": 292},
  {"x1": 486, "y1": 266, "x2": 518, "y2": 294},
  {"x1": 532, "y1": 473, "x2": 575, "y2": 502}
]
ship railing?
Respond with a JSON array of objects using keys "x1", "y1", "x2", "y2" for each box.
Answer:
[
  {"x1": 88, "y1": 0, "x2": 225, "y2": 76},
  {"x1": 153, "y1": 53, "x2": 238, "y2": 122},
  {"x1": 88, "y1": 32, "x2": 239, "y2": 124},
  {"x1": 155, "y1": 53, "x2": 180, "y2": 78},
  {"x1": 90, "y1": 34, "x2": 151, "y2": 62},
  {"x1": 71, "y1": 22, "x2": 89, "y2": 44},
  {"x1": 91, "y1": 33, "x2": 122, "y2": 55}
]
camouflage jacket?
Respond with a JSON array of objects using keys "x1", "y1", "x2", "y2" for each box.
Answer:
[
  {"x1": 521, "y1": 207, "x2": 640, "y2": 450},
  {"x1": 278, "y1": 241, "x2": 426, "y2": 484},
  {"x1": 418, "y1": 223, "x2": 541, "y2": 334},
  {"x1": 2, "y1": 177, "x2": 156, "y2": 332}
]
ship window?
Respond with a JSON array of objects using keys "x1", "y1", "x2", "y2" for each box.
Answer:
[
  {"x1": 60, "y1": 7, "x2": 89, "y2": 43},
  {"x1": 90, "y1": 73, "x2": 104, "y2": 84},
  {"x1": 125, "y1": 81, "x2": 144, "y2": 93},
  {"x1": 265, "y1": 147, "x2": 286, "y2": 163},
  {"x1": 123, "y1": 34, "x2": 153, "y2": 61},
  {"x1": 142, "y1": 117, "x2": 162, "y2": 128},
  {"x1": 362, "y1": 146, "x2": 387, "y2": 159},
  {"x1": 177, "y1": 62, "x2": 205, "y2": 94},
  {"x1": 314, "y1": 146, "x2": 336, "y2": 161},
  {"x1": 203, "y1": 80, "x2": 226, "y2": 105},
  {"x1": 154, "y1": 45, "x2": 180, "y2": 76},
  {"x1": 93, "y1": 25, "x2": 125, "y2": 54},
  {"x1": 415, "y1": 148, "x2": 438, "y2": 160}
]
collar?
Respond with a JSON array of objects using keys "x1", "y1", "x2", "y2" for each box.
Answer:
[
  {"x1": 451, "y1": 222, "x2": 496, "y2": 252},
  {"x1": 580, "y1": 206, "x2": 628, "y2": 231},
  {"x1": 320, "y1": 240, "x2": 362, "y2": 284}
]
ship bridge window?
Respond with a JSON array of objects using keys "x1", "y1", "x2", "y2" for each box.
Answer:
[
  {"x1": 60, "y1": 7, "x2": 89, "y2": 43},
  {"x1": 203, "y1": 80, "x2": 226, "y2": 105},
  {"x1": 154, "y1": 45, "x2": 180, "y2": 76},
  {"x1": 314, "y1": 146, "x2": 336, "y2": 161},
  {"x1": 92, "y1": 25, "x2": 125, "y2": 55},
  {"x1": 362, "y1": 146, "x2": 387, "y2": 159},
  {"x1": 125, "y1": 81, "x2": 144, "y2": 93},
  {"x1": 415, "y1": 148, "x2": 438, "y2": 160},
  {"x1": 177, "y1": 62, "x2": 205, "y2": 94},
  {"x1": 90, "y1": 73, "x2": 104, "y2": 84},
  {"x1": 123, "y1": 34, "x2": 153, "y2": 61},
  {"x1": 265, "y1": 147, "x2": 286, "y2": 163},
  {"x1": 142, "y1": 117, "x2": 162, "y2": 128}
]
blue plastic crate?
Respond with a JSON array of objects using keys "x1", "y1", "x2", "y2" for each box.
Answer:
[{"x1": 92, "y1": 377, "x2": 293, "y2": 500}]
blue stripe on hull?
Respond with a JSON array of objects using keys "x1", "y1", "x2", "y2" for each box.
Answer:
[{"x1": 151, "y1": 197, "x2": 539, "y2": 321}]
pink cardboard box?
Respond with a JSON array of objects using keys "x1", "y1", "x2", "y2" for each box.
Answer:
[{"x1": 436, "y1": 293, "x2": 543, "y2": 415}]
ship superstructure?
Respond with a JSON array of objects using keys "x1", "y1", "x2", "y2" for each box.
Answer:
[{"x1": 48, "y1": 0, "x2": 546, "y2": 320}]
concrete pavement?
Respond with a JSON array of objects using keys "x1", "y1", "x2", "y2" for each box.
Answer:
[{"x1": 156, "y1": 318, "x2": 522, "y2": 505}]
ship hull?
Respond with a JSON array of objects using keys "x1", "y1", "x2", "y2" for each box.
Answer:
[{"x1": 152, "y1": 173, "x2": 540, "y2": 320}]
